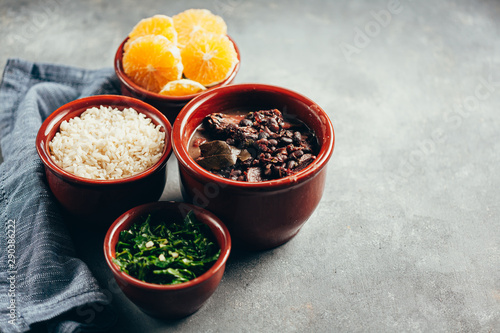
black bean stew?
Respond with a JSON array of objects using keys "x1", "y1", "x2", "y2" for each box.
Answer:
[{"x1": 188, "y1": 109, "x2": 319, "y2": 182}]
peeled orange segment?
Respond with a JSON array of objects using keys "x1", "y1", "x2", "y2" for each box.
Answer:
[
  {"x1": 125, "y1": 15, "x2": 177, "y2": 49},
  {"x1": 173, "y1": 9, "x2": 227, "y2": 48},
  {"x1": 122, "y1": 35, "x2": 183, "y2": 93},
  {"x1": 181, "y1": 33, "x2": 238, "y2": 87},
  {"x1": 159, "y1": 79, "x2": 207, "y2": 96}
]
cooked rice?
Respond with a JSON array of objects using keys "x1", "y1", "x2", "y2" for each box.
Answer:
[{"x1": 49, "y1": 106, "x2": 165, "y2": 180}]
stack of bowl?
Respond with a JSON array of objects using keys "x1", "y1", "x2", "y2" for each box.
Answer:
[{"x1": 35, "y1": 32, "x2": 334, "y2": 320}]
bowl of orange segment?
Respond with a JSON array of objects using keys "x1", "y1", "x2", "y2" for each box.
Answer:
[{"x1": 114, "y1": 9, "x2": 240, "y2": 123}]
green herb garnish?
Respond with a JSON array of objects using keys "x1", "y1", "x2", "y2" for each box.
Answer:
[{"x1": 113, "y1": 211, "x2": 220, "y2": 285}]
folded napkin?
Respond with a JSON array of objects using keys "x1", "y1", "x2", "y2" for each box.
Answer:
[{"x1": 0, "y1": 59, "x2": 120, "y2": 333}]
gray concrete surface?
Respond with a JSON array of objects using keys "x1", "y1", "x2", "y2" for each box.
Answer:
[{"x1": 1, "y1": 0, "x2": 500, "y2": 332}]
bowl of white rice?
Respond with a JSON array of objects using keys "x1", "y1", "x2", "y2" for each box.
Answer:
[{"x1": 36, "y1": 95, "x2": 172, "y2": 224}]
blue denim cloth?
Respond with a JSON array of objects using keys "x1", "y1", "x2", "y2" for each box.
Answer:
[{"x1": 0, "y1": 59, "x2": 119, "y2": 332}]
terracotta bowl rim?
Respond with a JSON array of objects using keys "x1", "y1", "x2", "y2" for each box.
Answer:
[
  {"x1": 35, "y1": 94, "x2": 173, "y2": 186},
  {"x1": 103, "y1": 201, "x2": 232, "y2": 291},
  {"x1": 172, "y1": 83, "x2": 335, "y2": 189},
  {"x1": 114, "y1": 35, "x2": 241, "y2": 102}
]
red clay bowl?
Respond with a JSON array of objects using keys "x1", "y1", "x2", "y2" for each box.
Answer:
[
  {"x1": 104, "y1": 201, "x2": 231, "y2": 319},
  {"x1": 36, "y1": 95, "x2": 172, "y2": 225},
  {"x1": 172, "y1": 84, "x2": 335, "y2": 250},
  {"x1": 114, "y1": 36, "x2": 241, "y2": 124}
]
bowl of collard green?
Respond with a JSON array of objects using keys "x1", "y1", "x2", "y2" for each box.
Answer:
[{"x1": 104, "y1": 201, "x2": 231, "y2": 319}]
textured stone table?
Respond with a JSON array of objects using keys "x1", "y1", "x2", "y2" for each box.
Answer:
[{"x1": 1, "y1": 0, "x2": 499, "y2": 332}]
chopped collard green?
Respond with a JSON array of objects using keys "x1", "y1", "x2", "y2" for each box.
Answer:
[{"x1": 113, "y1": 211, "x2": 220, "y2": 285}]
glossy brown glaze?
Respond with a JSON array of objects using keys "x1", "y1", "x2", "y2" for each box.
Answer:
[
  {"x1": 36, "y1": 95, "x2": 172, "y2": 226},
  {"x1": 103, "y1": 201, "x2": 231, "y2": 319},
  {"x1": 114, "y1": 36, "x2": 241, "y2": 124},
  {"x1": 173, "y1": 84, "x2": 335, "y2": 250}
]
